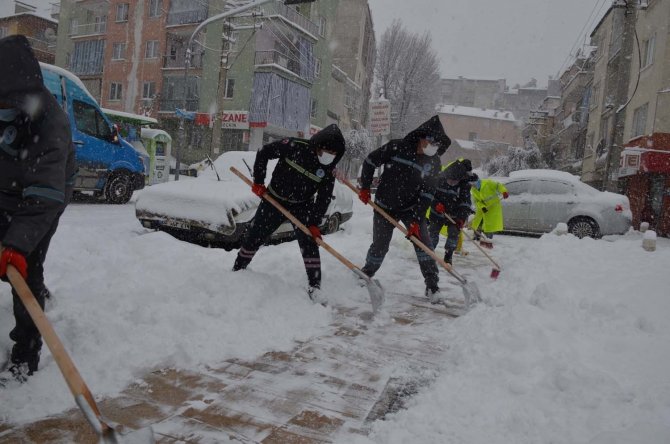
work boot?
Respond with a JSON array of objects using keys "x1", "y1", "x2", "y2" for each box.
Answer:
[
  {"x1": 425, "y1": 286, "x2": 444, "y2": 305},
  {"x1": 307, "y1": 286, "x2": 327, "y2": 306},
  {"x1": 10, "y1": 340, "x2": 41, "y2": 375},
  {"x1": 444, "y1": 249, "x2": 454, "y2": 265}
]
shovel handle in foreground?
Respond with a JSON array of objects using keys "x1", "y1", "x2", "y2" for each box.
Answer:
[
  {"x1": 339, "y1": 177, "x2": 482, "y2": 306},
  {"x1": 4, "y1": 260, "x2": 155, "y2": 443},
  {"x1": 230, "y1": 167, "x2": 384, "y2": 313}
]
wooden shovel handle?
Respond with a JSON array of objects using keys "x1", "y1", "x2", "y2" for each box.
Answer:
[
  {"x1": 5, "y1": 265, "x2": 104, "y2": 421},
  {"x1": 442, "y1": 214, "x2": 502, "y2": 271},
  {"x1": 338, "y1": 177, "x2": 468, "y2": 285},
  {"x1": 230, "y1": 167, "x2": 361, "y2": 274}
]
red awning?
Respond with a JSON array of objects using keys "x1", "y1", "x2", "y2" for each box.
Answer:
[{"x1": 641, "y1": 150, "x2": 670, "y2": 174}]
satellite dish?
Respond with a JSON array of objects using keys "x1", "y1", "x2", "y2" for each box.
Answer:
[{"x1": 44, "y1": 27, "x2": 56, "y2": 42}]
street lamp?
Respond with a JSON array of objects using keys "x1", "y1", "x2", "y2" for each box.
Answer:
[{"x1": 174, "y1": 0, "x2": 318, "y2": 180}]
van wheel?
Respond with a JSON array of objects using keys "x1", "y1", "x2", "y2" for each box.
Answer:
[
  {"x1": 568, "y1": 217, "x2": 600, "y2": 239},
  {"x1": 104, "y1": 172, "x2": 133, "y2": 204},
  {"x1": 327, "y1": 213, "x2": 341, "y2": 234}
]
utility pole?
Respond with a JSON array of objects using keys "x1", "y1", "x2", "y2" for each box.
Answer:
[{"x1": 210, "y1": 21, "x2": 232, "y2": 157}]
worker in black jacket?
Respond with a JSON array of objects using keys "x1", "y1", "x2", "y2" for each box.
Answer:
[
  {"x1": 233, "y1": 124, "x2": 346, "y2": 304},
  {"x1": 0, "y1": 35, "x2": 76, "y2": 383},
  {"x1": 427, "y1": 158, "x2": 478, "y2": 272},
  {"x1": 358, "y1": 116, "x2": 451, "y2": 301}
]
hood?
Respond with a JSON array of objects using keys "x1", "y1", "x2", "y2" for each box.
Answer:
[
  {"x1": 0, "y1": 35, "x2": 46, "y2": 115},
  {"x1": 404, "y1": 115, "x2": 451, "y2": 155},
  {"x1": 310, "y1": 124, "x2": 346, "y2": 164},
  {"x1": 444, "y1": 158, "x2": 474, "y2": 182}
]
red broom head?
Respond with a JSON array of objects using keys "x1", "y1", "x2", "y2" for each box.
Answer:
[{"x1": 490, "y1": 268, "x2": 500, "y2": 279}]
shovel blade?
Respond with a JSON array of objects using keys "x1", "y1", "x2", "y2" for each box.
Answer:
[
  {"x1": 479, "y1": 240, "x2": 494, "y2": 249},
  {"x1": 97, "y1": 426, "x2": 155, "y2": 444},
  {"x1": 462, "y1": 281, "x2": 482, "y2": 307},
  {"x1": 353, "y1": 268, "x2": 385, "y2": 313}
]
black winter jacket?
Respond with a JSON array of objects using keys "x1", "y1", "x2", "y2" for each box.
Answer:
[
  {"x1": 430, "y1": 160, "x2": 477, "y2": 222},
  {"x1": 253, "y1": 124, "x2": 345, "y2": 225},
  {"x1": 360, "y1": 116, "x2": 451, "y2": 220},
  {"x1": 0, "y1": 35, "x2": 76, "y2": 255}
]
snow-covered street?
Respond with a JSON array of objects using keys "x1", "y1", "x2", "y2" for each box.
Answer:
[{"x1": 1, "y1": 199, "x2": 669, "y2": 443}]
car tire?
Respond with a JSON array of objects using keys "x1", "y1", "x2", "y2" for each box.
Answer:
[
  {"x1": 104, "y1": 172, "x2": 133, "y2": 204},
  {"x1": 327, "y1": 213, "x2": 341, "y2": 234},
  {"x1": 568, "y1": 217, "x2": 600, "y2": 239}
]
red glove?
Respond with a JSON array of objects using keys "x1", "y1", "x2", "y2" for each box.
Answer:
[
  {"x1": 308, "y1": 225, "x2": 322, "y2": 240},
  {"x1": 502, "y1": 191, "x2": 509, "y2": 199},
  {"x1": 359, "y1": 189, "x2": 371, "y2": 205},
  {"x1": 0, "y1": 248, "x2": 28, "y2": 280},
  {"x1": 406, "y1": 222, "x2": 421, "y2": 240},
  {"x1": 454, "y1": 219, "x2": 465, "y2": 229},
  {"x1": 435, "y1": 202, "x2": 446, "y2": 214},
  {"x1": 251, "y1": 183, "x2": 267, "y2": 197}
]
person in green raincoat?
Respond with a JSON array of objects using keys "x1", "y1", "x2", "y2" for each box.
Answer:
[{"x1": 471, "y1": 178, "x2": 509, "y2": 239}]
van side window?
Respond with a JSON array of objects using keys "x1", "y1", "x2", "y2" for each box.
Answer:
[{"x1": 73, "y1": 100, "x2": 112, "y2": 141}]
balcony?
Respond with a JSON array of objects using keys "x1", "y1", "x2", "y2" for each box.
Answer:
[
  {"x1": 263, "y1": 1, "x2": 319, "y2": 37},
  {"x1": 163, "y1": 53, "x2": 204, "y2": 69},
  {"x1": 160, "y1": 98, "x2": 199, "y2": 113},
  {"x1": 70, "y1": 20, "x2": 107, "y2": 37},
  {"x1": 167, "y1": 8, "x2": 208, "y2": 26},
  {"x1": 255, "y1": 50, "x2": 314, "y2": 83}
]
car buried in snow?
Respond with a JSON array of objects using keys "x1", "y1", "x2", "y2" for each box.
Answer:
[
  {"x1": 498, "y1": 169, "x2": 632, "y2": 238},
  {"x1": 135, "y1": 151, "x2": 353, "y2": 250}
]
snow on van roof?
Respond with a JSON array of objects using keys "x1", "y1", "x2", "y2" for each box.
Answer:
[
  {"x1": 103, "y1": 108, "x2": 158, "y2": 124},
  {"x1": 508, "y1": 169, "x2": 581, "y2": 182},
  {"x1": 39, "y1": 62, "x2": 93, "y2": 97}
]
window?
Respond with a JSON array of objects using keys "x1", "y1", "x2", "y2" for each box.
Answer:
[
  {"x1": 631, "y1": 103, "x2": 648, "y2": 138},
  {"x1": 73, "y1": 100, "x2": 112, "y2": 141},
  {"x1": 116, "y1": 3, "x2": 129, "y2": 22},
  {"x1": 468, "y1": 132, "x2": 477, "y2": 141},
  {"x1": 109, "y1": 82, "x2": 123, "y2": 101},
  {"x1": 71, "y1": 40, "x2": 106, "y2": 75},
  {"x1": 224, "y1": 78, "x2": 235, "y2": 99},
  {"x1": 112, "y1": 42, "x2": 126, "y2": 60},
  {"x1": 142, "y1": 81, "x2": 156, "y2": 99},
  {"x1": 145, "y1": 40, "x2": 159, "y2": 59},
  {"x1": 642, "y1": 34, "x2": 656, "y2": 68},
  {"x1": 318, "y1": 16, "x2": 326, "y2": 36},
  {"x1": 504, "y1": 180, "x2": 531, "y2": 195},
  {"x1": 532, "y1": 180, "x2": 572, "y2": 195},
  {"x1": 93, "y1": 15, "x2": 107, "y2": 34},
  {"x1": 310, "y1": 98, "x2": 318, "y2": 118},
  {"x1": 0, "y1": 27, "x2": 8, "y2": 38},
  {"x1": 314, "y1": 58, "x2": 321, "y2": 78},
  {"x1": 69, "y1": 18, "x2": 79, "y2": 34},
  {"x1": 148, "y1": 0, "x2": 162, "y2": 18}
]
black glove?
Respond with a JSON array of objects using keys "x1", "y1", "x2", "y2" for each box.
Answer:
[{"x1": 482, "y1": 207, "x2": 488, "y2": 213}]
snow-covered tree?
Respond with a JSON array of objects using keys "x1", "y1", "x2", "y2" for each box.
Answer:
[
  {"x1": 483, "y1": 137, "x2": 547, "y2": 176},
  {"x1": 338, "y1": 129, "x2": 374, "y2": 178},
  {"x1": 375, "y1": 20, "x2": 440, "y2": 138}
]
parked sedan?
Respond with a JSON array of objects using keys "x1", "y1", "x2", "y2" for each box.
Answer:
[
  {"x1": 135, "y1": 151, "x2": 353, "y2": 250},
  {"x1": 499, "y1": 170, "x2": 632, "y2": 238}
]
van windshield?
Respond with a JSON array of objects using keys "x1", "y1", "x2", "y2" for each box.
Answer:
[{"x1": 73, "y1": 100, "x2": 113, "y2": 141}]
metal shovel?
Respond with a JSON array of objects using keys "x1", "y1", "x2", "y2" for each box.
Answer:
[
  {"x1": 230, "y1": 167, "x2": 385, "y2": 313},
  {"x1": 5, "y1": 264, "x2": 155, "y2": 444}
]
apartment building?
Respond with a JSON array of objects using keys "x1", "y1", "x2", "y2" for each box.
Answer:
[
  {"x1": 0, "y1": 1, "x2": 58, "y2": 64},
  {"x1": 440, "y1": 77, "x2": 506, "y2": 110}
]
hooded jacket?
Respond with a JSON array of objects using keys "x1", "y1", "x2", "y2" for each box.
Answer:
[
  {"x1": 430, "y1": 158, "x2": 477, "y2": 222},
  {"x1": 0, "y1": 35, "x2": 76, "y2": 255},
  {"x1": 360, "y1": 115, "x2": 451, "y2": 219},
  {"x1": 253, "y1": 124, "x2": 346, "y2": 225}
]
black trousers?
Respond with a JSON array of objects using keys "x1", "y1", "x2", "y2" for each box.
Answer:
[
  {"x1": 1, "y1": 211, "x2": 60, "y2": 371},
  {"x1": 233, "y1": 199, "x2": 321, "y2": 288},
  {"x1": 427, "y1": 213, "x2": 459, "y2": 263},
  {"x1": 361, "y1": 207, "x2": 439, "y2": 290}
]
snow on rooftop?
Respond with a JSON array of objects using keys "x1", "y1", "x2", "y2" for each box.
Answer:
[
  {"x1": 438, "y1": 105, "x2": 517, "y2": 122},
  {"x1": 102, "y1": 108, "x2": 158, "y2": 124},
  {"x1": 455, "y1": 139, "x2": 476, "y2": 150},
  {"x1": 0, "y1": 0, "x2": 55, "y2": 21}
]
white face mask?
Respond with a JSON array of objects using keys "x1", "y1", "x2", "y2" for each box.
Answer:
[
  {"x1": 423, "y1": 143, "x2": 439, "y2": 156},
  {"x1": 318, "y1": 151, "x2": 336, "y2": 165}
]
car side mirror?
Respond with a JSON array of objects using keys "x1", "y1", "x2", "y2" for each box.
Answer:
[{"x1": 111, "y1": 124, "x2": 120, "y2": 144}]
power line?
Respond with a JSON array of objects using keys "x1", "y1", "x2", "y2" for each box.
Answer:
[{"x1": 555, "y1": 0, "x2": 608, "y2": 78}]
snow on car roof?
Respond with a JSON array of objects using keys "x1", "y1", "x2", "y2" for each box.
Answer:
[{"x1": 508, "y1": 169, "x2": 581, "y2": 182}]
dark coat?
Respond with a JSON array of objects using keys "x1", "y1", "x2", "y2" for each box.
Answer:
[
  {"x1": 0, "y1": 35, "x2": 75, "y2": 255},
  {"x1": 253, "y1": 124, "x2": 346, "y2": 225},
  {"x1": 431, "y1": 159, "x2": 477, "y2": 222},
  {"x1": 360, "y1": 115, "x2": 451, "y2": 219}
]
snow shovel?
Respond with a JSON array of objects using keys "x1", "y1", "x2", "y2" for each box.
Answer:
[
  {"x1": 339, "y1": 178, "x2": 482, "y2": 306},
  {"x1": 230, "y1": 167, "x2": 385, "y2": 313},
  {"x1": 443, "y1": 214, "x2": 502, "y2": 280},
  {"x1": 4, "y1": 264, "x2": 155, "y2": 444}
]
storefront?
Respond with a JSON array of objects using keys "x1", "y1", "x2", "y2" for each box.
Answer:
[{"x1": 618, "y1": 133, "x2": 670, "y2": 236}]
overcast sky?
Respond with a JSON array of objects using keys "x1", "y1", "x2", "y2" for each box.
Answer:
[{"x1": 368, "y1": 0, "x2": 608, "y2": 88}]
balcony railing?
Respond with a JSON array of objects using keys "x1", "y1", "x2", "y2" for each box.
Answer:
[
  {"x1": 166, "y1": 9, "x2": 208, "y2": 26},
  {"x1": 264, "y1": 1, "x2": 319, "y2": 37},
  {"x1": 255, "y1": 50, "x2": 314, "y2": 83},
  {"x1": 160, "y1": 98, "x2": 199, "y2": 112},
  {"x1": 70, "y1": 21, "x2": 107, "y2": 36},
  {"x1": 25, "y1": 36, "x2": 54, "y2": 54},
  {"x1": 163, "y1": 53, "x2": 204, "y2": 69}
]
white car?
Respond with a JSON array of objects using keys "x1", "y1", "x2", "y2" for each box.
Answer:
[
  {"x1": 135, "y1": 151, "x2": 353, "y2": 249},
  {"x1": 499, "y1": 170, "x2": 632, "y2": 238}
]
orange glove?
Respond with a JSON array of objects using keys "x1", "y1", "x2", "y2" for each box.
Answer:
[
  {"x1": 502, "y1": 191, "x2": 509, "y2": 199},
  {"x1": 308, "y1": 225, "x2": 322, "y2": 240},
  {"x1": 359, "y1": 189, "x2": 371, "y2": 205},
  {"x1": 0, "y1": 247, "x2": 28, "y2": 280},
  {"x1": 406, "y1": 222, "x2": 421, "y2": 240},
  {"x1": 251, "y1": 183, "x2": 267, "y2": 197},
  {"x1": 435, "y1": 202, "x2": 446, "y2": 214}
]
